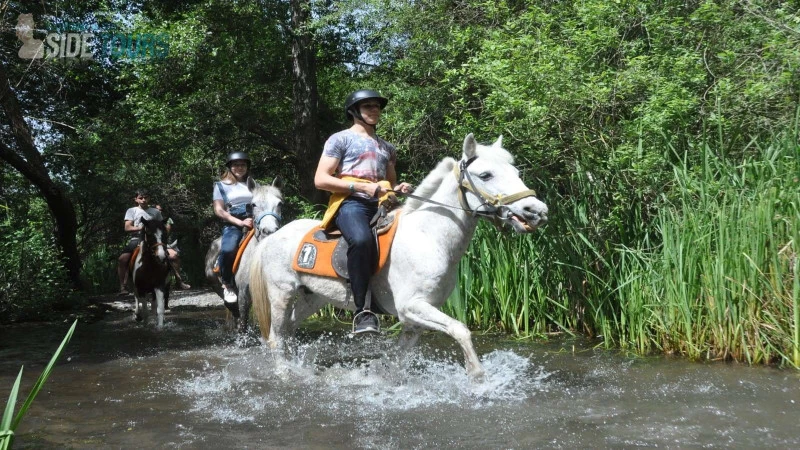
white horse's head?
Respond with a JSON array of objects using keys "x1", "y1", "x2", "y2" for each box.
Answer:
[
  {"x1": 250, "y1": 176, "x2": 284, "y2": 239},
  {"x1": 457, "y1": 134, "x2": 548, "y2": 232}
]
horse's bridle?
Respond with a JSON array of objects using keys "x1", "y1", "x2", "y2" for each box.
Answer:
[
  {"x1": 453, "y1": 156, "x2": 538, "y2": 219},
  {"x1": 390, "y1": 156, "x2": 537, "y2": 226},
  {"x1": 254, "y1": 210, "x2": 282, "y2": 229}
]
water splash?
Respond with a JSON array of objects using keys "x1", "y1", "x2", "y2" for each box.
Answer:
[{"x1": 173, "y1": 335, "x2": 551, "y2": 423}]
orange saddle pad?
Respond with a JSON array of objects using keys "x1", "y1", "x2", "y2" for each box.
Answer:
[
  {"x1": 212, "y1": 228, "x2": 255, "y2": 276},
  {"x1": 292, "y1": 210, "x2": 402, "y2": 279},
  {"x1": 128, "y1": 246, "x2": 141, "y2": 272}
]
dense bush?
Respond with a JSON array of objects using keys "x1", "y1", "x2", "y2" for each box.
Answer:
[{"x1": 0, "y1": 203, "x2": 76, "y2": 323}]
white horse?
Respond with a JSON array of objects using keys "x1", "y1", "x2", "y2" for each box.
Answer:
[
  {"x1": 204, "y1": 177, "x2": 283, "y2": 333},
  {"x1": 249, "y1": 134, "x2": 548, "y2": 379}
]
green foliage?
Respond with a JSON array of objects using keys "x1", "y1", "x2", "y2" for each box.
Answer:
[
  {"x1": 0, "y1": 197, "x2": 77, "y2": 323},
  {"x1": 1, "y1": 320, "x2": 76, "y2": 449},
  {"x1": 80, "y1": 244, "x2": 120, "y2": 295}
]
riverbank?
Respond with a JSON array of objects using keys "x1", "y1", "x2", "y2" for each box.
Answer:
[
  {"x1": 91, "y1": 288, "x2": 223, "y2": 312},
  {"x1": 55, "y1": 288, "x2": 226, "y2": 325}
]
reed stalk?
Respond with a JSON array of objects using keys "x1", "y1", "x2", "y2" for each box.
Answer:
[{"x1": 1, "y1": 320, "x2": 76, "y2": 449}]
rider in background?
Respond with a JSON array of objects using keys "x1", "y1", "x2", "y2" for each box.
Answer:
[
  {"x1": 213, "y1": 151, "x2": 254, "y2": 304},
  {"x1": 154, "y1": 204, "x2": 191, "y2": 290},
  {"x1": 117, "y1": 189, "x2": 163, "y2": 295},
  {"x1": 314, "y1": 89, "x2": 413, "y2": 334}
]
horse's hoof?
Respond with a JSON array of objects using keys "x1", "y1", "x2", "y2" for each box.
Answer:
[{"x1": 468, "y1": 368, "x2": 486, "y2": 383}]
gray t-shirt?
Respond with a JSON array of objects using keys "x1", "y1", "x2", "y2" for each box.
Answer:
[{"x1": 322, "y1": 129, "x2": 397, "y2": 185}]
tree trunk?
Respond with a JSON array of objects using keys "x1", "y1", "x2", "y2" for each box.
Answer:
[
  {"x1": 0, "y1": 62, "x2": 82, "y2": 291},
  {"x1": 290, "y1": 0, "x2": 325, "y2": 206}
]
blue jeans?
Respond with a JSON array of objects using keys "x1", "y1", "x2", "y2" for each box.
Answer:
[
  {"x1": 335, "y1": 197, "x2": 378, "y2": 312},
  {"x1": 218, "y1": 224, "x2": 244, "y2": 286}
]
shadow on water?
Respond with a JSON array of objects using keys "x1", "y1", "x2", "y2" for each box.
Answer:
[{"x1": 2, "y1": 299, "x2": 800, "y2": 449}]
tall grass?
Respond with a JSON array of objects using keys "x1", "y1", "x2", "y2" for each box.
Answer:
[
  {"x1": 447, "y1": 129, "x2": 799, "y2": 367},
  {"x1": 635, "y1": 136, "x2": 800, "y2": 365}
]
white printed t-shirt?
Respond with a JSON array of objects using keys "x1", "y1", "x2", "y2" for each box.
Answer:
[
  {"x1": 123, "y1": 206, "x2": 163, "y2": 237},
  {"x1": 213, "y1": 181, "x2": 253, "y2": 206}
]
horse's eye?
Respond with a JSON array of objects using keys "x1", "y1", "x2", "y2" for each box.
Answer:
[{"x1": 479, "y1": 172, "x2": 493, "y2": 181}]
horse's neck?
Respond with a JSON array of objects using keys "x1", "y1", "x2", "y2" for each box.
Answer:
[
  {"x1": 407, "y1": 175, "x2": 479, "y2": 259},
  {"x1": 139, "y1": 240, "x2": 153, "y2": 262},
  {"x1": 140, "y1": 238, "x2": 163, "y2": 264}
]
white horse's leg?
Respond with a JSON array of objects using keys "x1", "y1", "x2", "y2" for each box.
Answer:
[
  {"x1": 287, "y1": 293, "x2": 329, "y2": 334},
  {"x1": 265, "y1": 285, "x2": 295, "y2": 350},
  {"x1": 154, "y1": 288, "x2": 165, "y2": 329},
  {"x1": 396, "y1": 327, "x2": 422, "y2": 351},
  {"x1": 133, "y1": 290, "x2": 144, "y2": 322},
  {"x1": 398, "y1": 301, "x2": 485, "y2": 380}
]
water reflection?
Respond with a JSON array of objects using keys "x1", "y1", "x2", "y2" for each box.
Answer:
[{"x1": 2, "y1": 305, "x2": 799, "y2": 449}]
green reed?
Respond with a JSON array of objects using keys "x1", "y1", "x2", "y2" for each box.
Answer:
[
  {"x1": 1, "y1": 320, "x2": 76, "y2": 449},
  {"x1": 446, "y1": 129, "x2": 799, "y2": 367},
  {"x1": 634, "y1": 137, "x2": 800, "y2": 365}
]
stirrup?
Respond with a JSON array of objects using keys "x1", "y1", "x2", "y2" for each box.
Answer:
[{"x1": 352, "y1": 309, "x2": 380, "y2": 334}]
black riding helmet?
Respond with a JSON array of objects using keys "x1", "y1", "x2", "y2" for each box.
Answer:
[
  {"x1": 226, "y1": 151, "x2": 251, "y2": 168},
  {"x1": 344, "y1": 89, "x2": 388, "y2": 122}
]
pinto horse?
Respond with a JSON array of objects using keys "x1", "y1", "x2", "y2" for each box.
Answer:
[
  {"x1": 204, "y1": 177, "x2": 283, "y2": 333},
  {"x1": 249, "y1": 134, "x2": 548, "y2": 379},
  {"x1": 130, "y1": 218, "x2": 171, "y2": 328}
]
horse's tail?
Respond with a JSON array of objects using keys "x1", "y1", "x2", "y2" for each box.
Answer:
[{"x1": 249, "y1": 242, "x2": 271, "y2": 341}]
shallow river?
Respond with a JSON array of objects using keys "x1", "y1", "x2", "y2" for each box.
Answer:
[{"x1": 1, "y1": 297, "x2": 799, "y2": 449}]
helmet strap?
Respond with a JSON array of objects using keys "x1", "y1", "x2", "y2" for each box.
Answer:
[{"x1": 350, "y1": 107, "x2": 378, "y2": 131}]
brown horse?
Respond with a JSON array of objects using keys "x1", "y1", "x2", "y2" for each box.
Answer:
[{"x1": 130, "y1": 218, "x2": 171, "y2": 328}]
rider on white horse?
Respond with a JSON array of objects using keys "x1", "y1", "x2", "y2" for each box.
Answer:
[
  {"x1": 314, "y1": 89, "x2": 414, "y2": 334},
  {"x1": 213, "y1": 151, "x2": 256, "y2": 304}
]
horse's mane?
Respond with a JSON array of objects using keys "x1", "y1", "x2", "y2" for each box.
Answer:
[{"x1": 403, "y1": 157, "x2": 457, "y2": 213}]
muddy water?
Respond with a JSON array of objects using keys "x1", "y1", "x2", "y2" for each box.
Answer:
[{"x1": 1, "y1": 298, "x2": 799, "y2": 449}]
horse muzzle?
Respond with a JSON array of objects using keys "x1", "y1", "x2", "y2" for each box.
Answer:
[{"x1": 499, "y1": 202, "x2": 548, "y2": 233}]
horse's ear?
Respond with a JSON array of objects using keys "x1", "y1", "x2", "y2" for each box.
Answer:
[
  {"x1": 247, "y1": 176, "x2": 258, "y2": 191},
  {"x1": 462, "y1": 133, "x2": 477, "y2": 159},
  {"x1": 492, "y1": 135, "x2": 503, "y2": 148},
  {"x1": 271, "y1": 175, "x2": 284, "y2": 190}
]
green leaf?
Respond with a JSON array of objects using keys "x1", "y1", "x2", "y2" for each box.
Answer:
[{"x1": 11, "y1": 320, "x2": 77, "y2": 430}]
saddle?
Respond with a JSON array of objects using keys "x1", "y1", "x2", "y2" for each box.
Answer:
[
  {"x1": 212, "y1": 228, "x2": 256, "y2": 276},
  {"x1": 292, "y1": 209, "x2": 402, "y2": 279}
]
